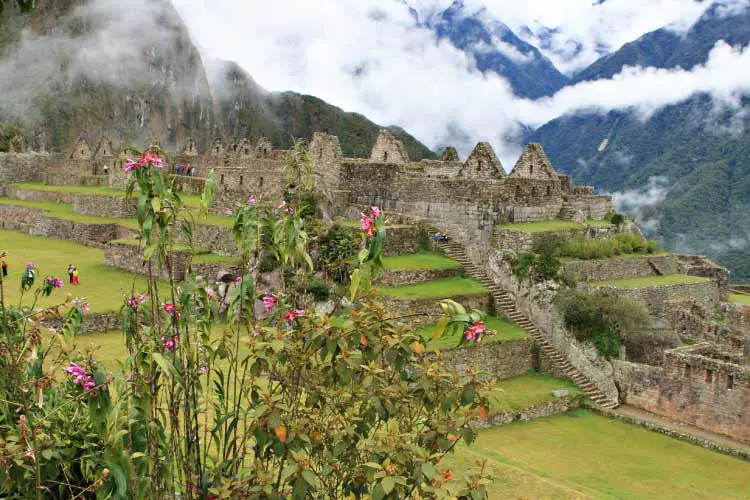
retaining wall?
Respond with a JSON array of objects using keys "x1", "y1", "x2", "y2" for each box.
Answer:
[
  {"x1": 375, "y1": 268, "x2": 460, "y2": 286},
  {"x1": 378, "y1": 293, "x2": 493, "y2": 326},
  {"x1": 438, "y1": 339, "x2": 533, "y2": 381},
  {"x1": 594, "y1": 280, "x2": 720, "y2": 317},
  {"x1": 104, "y1": 241, "x2": 191, "y2": 281},
  {"x1": 564, "y1": 255, "x2": 679, "y2": 282},
  {"x1": 73, "y1": 194, "x2": 136, "y2": 218}
]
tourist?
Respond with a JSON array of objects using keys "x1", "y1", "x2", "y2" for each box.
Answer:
[
  {"x1": 1, "y1": 259, "x2": 7, "y2": 278},
  {"x1": 434, "y1": 232, "x2": 442, "y2": 242},
  {"x1": 441, "y1": 232, "x2": 449, "y2": 242},
  {"x1": 67, "y1": 264, "x2": 74, "y2": 284},
  {"x1": 22, "y1": 262, "x2": 36, "y2": 289},
  {"x1": 191, "y1": 166, "x2": 197, "y2": 177},
  {"x1": 103, "y1": 165, "x2": 109, "y2": 175},
  {"x1": 72, "y1": 267, "x2": 79, "y2": 286}
]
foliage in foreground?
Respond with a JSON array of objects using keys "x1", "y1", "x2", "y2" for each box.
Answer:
[{"x1": 0, "y1": 143, "x2": 492, "y2": 499}]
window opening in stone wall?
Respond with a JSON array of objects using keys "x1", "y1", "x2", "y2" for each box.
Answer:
[
  {"x1": 684, "y1": 364, "x2": 691, "y2": 377},
  {"x1": 705, "y1": 369, "x2": 713, "y2": 383},
  {"x1": 81, "y1": 150, "x2": 84, "y2": 155},
  {"x1": 259, "y1": 177, "x2": 264, "y2": 189},
  {"x1": 530, "y1": 165, "x2": 534, "y2": 176},
  {"x1": 220, "y1": 174, "x2": 224, "y2": 185},
  {"x1": 515, "y1": 185, "x2": 521, "y2": 199},
  {"x1": 726, "y1": 375, "x2": 734, "y2": 390},
  {"x1": 384, "y1": 152, "x2": 388, "y2": 162},
  {"x1": 244, "y1": 148, "x2": 249, "y2": 155},
  {"x1": 546, "y1": 185, "x2": 551, "y2": 196},
  {"x1": 215, "y1": 147, "x2": 220, "y2": 153},
  {"x1": 531, "y1": 187, "x2": 538, "y2": 197}
]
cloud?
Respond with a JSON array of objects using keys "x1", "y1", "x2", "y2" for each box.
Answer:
[
  {"x1": 0, "y1": 0, "x2": 206, "y2": 128},
  {"x1": 610, "y1": 176, "x2": 670, "y2": 233}
]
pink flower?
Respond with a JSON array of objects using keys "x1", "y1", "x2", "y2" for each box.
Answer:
[
  {"x1": 160, "y1": 336, "x2": 177, "y2": 352},
  {"x1": 276, "y1": 201, "x2": 287, "y2": 210},
  {"x1": 247, "y1": 195, "x2": 257, "y2": 206},
  {"x1": 65, "y1": 362, "x2": 97, "y2": 392},
  {"x1": 162, "y1": 303, "x2": 180, "y2": 319},
  {"x1": 205, "y1": 287, "x2": 215, "y2": 298},
  {"x1": 124, "y1": 160, "x2": 139, "y2": 173},
  {"x1": 73, "y1": 297, "x2": 89, "y2": 315},
  {"x1": 360, "y1": 213, "x2": 375, "y2": 237},
  {"x1": 283, "y1": 309, "x2": 305, "y2": 323},
  {"x1": 46, "y1": 277, "x2": 64, "y2": 288},
  {"x1": 199, "y1": 366, "x2": 207, "y2": 374},
  {"x1": 82, "y1": 378, "x2": 97, "y2": 392},
  {"x1": 262, "y1": 294, "x2": 277, "y2": 313},
  {"x1": 370, "y1": 206, "x2": 380, "y2": 219},
  {"x1": 139, "y1": 150, "x2": 164, "y2": 169},
  {"x1": 464, "y1": 321, "x2": 486, "y2": 343},
  {"x1": 285, "y1": 205, "x2": 294, "y2": 215},
  {"x1": 26, "y1": 262, "x2": 35, "y2": 268}
]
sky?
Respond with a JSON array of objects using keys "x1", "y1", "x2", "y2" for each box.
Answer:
[{"x1": 171, "y1": 0, "x2": 750, "y2": 164}]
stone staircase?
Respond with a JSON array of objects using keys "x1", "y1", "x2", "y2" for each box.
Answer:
[{"x1": 432, "y1": 235, "x2": 619, "y2": 409}]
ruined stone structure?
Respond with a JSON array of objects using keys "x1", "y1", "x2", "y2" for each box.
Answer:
[{"x1": 615, "y1": 343, "x2": 750, "y2": 441}]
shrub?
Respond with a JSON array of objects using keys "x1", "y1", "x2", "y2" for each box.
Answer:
[
  {"x1": 306, "y1": 277, "x2": 331, "y2": 301},
  {"x1": 604, "y1": 211, "x2": 625, "y2": 225},
  {"x1": 559, "y1": 233, "x2": 654, "y2": 260},
  {"x1": 556, "y1": 290, "x2": 650, "y2": 358}
]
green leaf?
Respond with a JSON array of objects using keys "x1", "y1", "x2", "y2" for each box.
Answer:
[
  {"x1": 422, "y1": 462, "x2": 436, "y2": 480},
  {"x1": 462, "y1": 426, "x2": 475, "y2": 445},
  {"x1": 153, "y1": 353, "x2": 177, "y2": 378},
  {"x1": 433, "y1": 315, "x2": 448, "y2": 340},
  {"x1": 281, "y1": 463, "x2": 298, "y2": 481},
  {"x1": 302, "y1": 470, "x2": 318, "y2": 488},
  {"x1": 349, "y1": 268, "x2": 361, "y2": 301},
  {"x1": 382, "y1": 476, "x2": 395, "y2": 494}
]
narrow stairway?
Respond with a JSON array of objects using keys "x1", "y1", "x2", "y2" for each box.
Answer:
[{"x1": 432, "y1": 234, "x2": 619, "y2": 409}]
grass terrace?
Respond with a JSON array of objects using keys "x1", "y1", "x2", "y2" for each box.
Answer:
[
  {"x1": 12, "y1": 182, "x2": 203, "y2": 206},
  {"x1": 592, "y1": 274, "x2": 711, "y2": 288},
  {"x1": 585, "y1": 217, "x2": 614, "y2": 228},
  {"x1": 0, "y1": 230, "x2": 164, "y2": 314},
  {"x1": 0, "y1": 198, "x2": 141, "y2": 230},
  {"x1": 444, "y1": 409, "x2": 750, "y2": 499},
  {"x1": 729, "y1": 292, "x2": 750, "y2": 305},
  {"x1": 111, "y1": 238, "x2": 209, "y2": 255},
  {"x1": 487, "y1": 371, "x2": 582, "y2": 413},
  {"x1": 417, "y1": 315, "x2": 527, "y2": 349},
  {"x1": 496, "y1": 220, "x2": 582, "y2": 232},
  {"x1": 382, "y1": 251, "x2": 460, "y2": 271},
  {"x1": 375, "y1": 277, "x2": 488, "y2": 300},
  {"x1": 191, "y1": 253, "x2": 242, "y2": 265}
]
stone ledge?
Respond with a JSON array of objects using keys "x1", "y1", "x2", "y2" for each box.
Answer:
[
  {"x1": 436, "y1": 338, "x2": 533, "y2": 381},
  {"x1": 73, "y1": 193, "x2": 136, "y2": 218},
  {"x1": 473, "y1": 395, "x2": 583, "y2": 428},
  {"x1": 585, "y1": 403, "x2": 750, "y2": 462},
  {"x1": 564, "y1": 255, "x2": 679, "y2": 282},
  {"x1": 104, "y1": 241, "x2": 191, "y2": 281},
  {"x1": 593, "y1": 280, "x2": 720, "y2": 317},
  {"x1": 378, "y1": 293, "x2": 493, "y2": 326},
  {"x1": 375, "y1": 268, "x2": 460, "y2": 286}
]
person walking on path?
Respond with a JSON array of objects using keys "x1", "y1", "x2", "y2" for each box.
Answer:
[
  {"x1": 22, "y1": 262, "x2": 36, "y2": 290},
  {"x1": 1, "y1": 259, "x2": 7, "y2": 278},
  {"x1": 67, "y1": 264, "x2": 74, "y2": 284},
  {"x1": 72, "y1": 267, "x2": 79, "y2": 286}
]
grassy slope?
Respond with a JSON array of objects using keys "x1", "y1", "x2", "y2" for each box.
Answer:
[
  {"x1": 447, "y1": 409, "x2": 750, "y2": 499},
  {"x1": 496, "y1": 220, "x2": 583, "y2": 232},
  {"x1": 592, "y1": 274, "x2": 711, "y2": 288},
  {"x1": 729, "y1": 292, "x2": 750, "y2": 305},
  {"x1": 487, "y1": 371, "x2": 582, "y2": 413},
  {"x1": 375, "y1": 277, "x2": 488, "y2": 300},
  {"x1": 382, "y1": 252, "x2": 459, "y2": 270},
  {"x1": 418, "y1": 316, "x2": 527, "y2": 348},
  {"x1": 0, "y1": 230, "x2": 163, "y2": 314},
  {"x1": 12, "y1": 182, "x2": 203, "y2": 206}
]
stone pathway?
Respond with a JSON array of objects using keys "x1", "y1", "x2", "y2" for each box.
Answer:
[{"x1": 614, "y1": 404, "x2": 750, "y2": 452}]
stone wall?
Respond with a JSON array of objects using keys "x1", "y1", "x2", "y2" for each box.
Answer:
[
  {"x1": 176, "y1": 223, "x2": 238, "y2": 256},
  {"x1": 614, "y1": 344, "x2": 750, "y2": 442},
  {"x1": 493, "y1": 228, "x2": 581, "y2": 253},
  {"x1": 0, "y1": 152, "x2": 54, "y2": 183},
  {"x1": 621, "y1": 330, "x2": 681, "y2": 365},
  {"x1": 0, "y1": 205, "x2": 119, "y2": 246},
  {"x1": 375, "y1": 268, "x2": 460, "y2": 286},
  {"x1": 378, "y1": 293, "x2": 493, "y2": 326},
  {"x1": 192, "y1": 261, "x2": 243, "y2": 281},
  {"x1": 43, "y1": 312, "x2": 120, "y2": 334},
  {"x1": 5, "y1": 186, "x2": 73, "y2": 203},
  {"x1": 594, "y1": 280, "x2": 720, "y2": 317},
  {"x1": 485, "y1": 250, "x2": 620, "y2": 401},
  {"x1": 438, "y1": 339, "x2": 533, "y2": 381},
  {"x1": 72, "y1": 194, "x2": 137, "y2": 218},
  {"x1": 676, "y1": 255, "x2": 731, "y2": 300},
  {"x1": 564, "y1": 255, "x2": 680, "y2": 283},
  {"x1": 104, "y1": 241, "x2": 191, "y2": 281},
  {"x1": 727, "y1": 304, "x2": 750, "y2": 334},
  {"x1": 476, "y1": 395, "x2": 583, "y2": 428}
]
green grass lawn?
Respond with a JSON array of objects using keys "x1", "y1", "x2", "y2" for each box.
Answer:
[
  {"x1": 418, "y1": 315, "x2": 527, "y2": 348},
  {"x1": 592, "y1": 274, "x2": 711, "y2": 288},
  {"x1": 192, "y1": 253, "x2": 242, "y2": 264},
  {"x1": 112, "y1": 239, "x2": 209, "y2": 254},
  {"x1": 0, "y1": 198, "x2": 141, "y2": 230},
  {"x1": 585, "y1": 218, "x2": 614, "y2": 228},
  {"x1": 12, "y1": 182, "x2": 202, "y2": 206},
  {"x1": 496, "y1": 220, "x2": 583, "y2": 233},
  {"x1": 487, "y1": 371, "x2": 582, "y2": 413},
  {"x1": 382, "y1": 251, "x2": 459, "y2": 270},
  {"x1": 445, "y1": 409, "x2": 750, "y2": 499},
  {"x1": 0, "y1": 230, "x2": 164, "y2": 314},
  {"x1": 375, "y1": 277, "x2": 487, "y2": 300},
  {"x1": 729, "y1": 292, "x2": 750, "y2": 305}
]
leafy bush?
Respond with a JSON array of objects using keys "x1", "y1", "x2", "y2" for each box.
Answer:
[
  {"x1": 604, "y1": 211, "x2": 626, "y2": 225},
  {"x1": 559, "y1": 233, "x2": 660, "y2": 260},
  {"x1": 306, "y1": 277, "x2": 331, "y2": 301},
  {"x1": 317, "y1": 224, "x2": 358, "y2": 283},
  {"x1": 556, "y1": 290, "x2": 650, "y2": 358}
]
